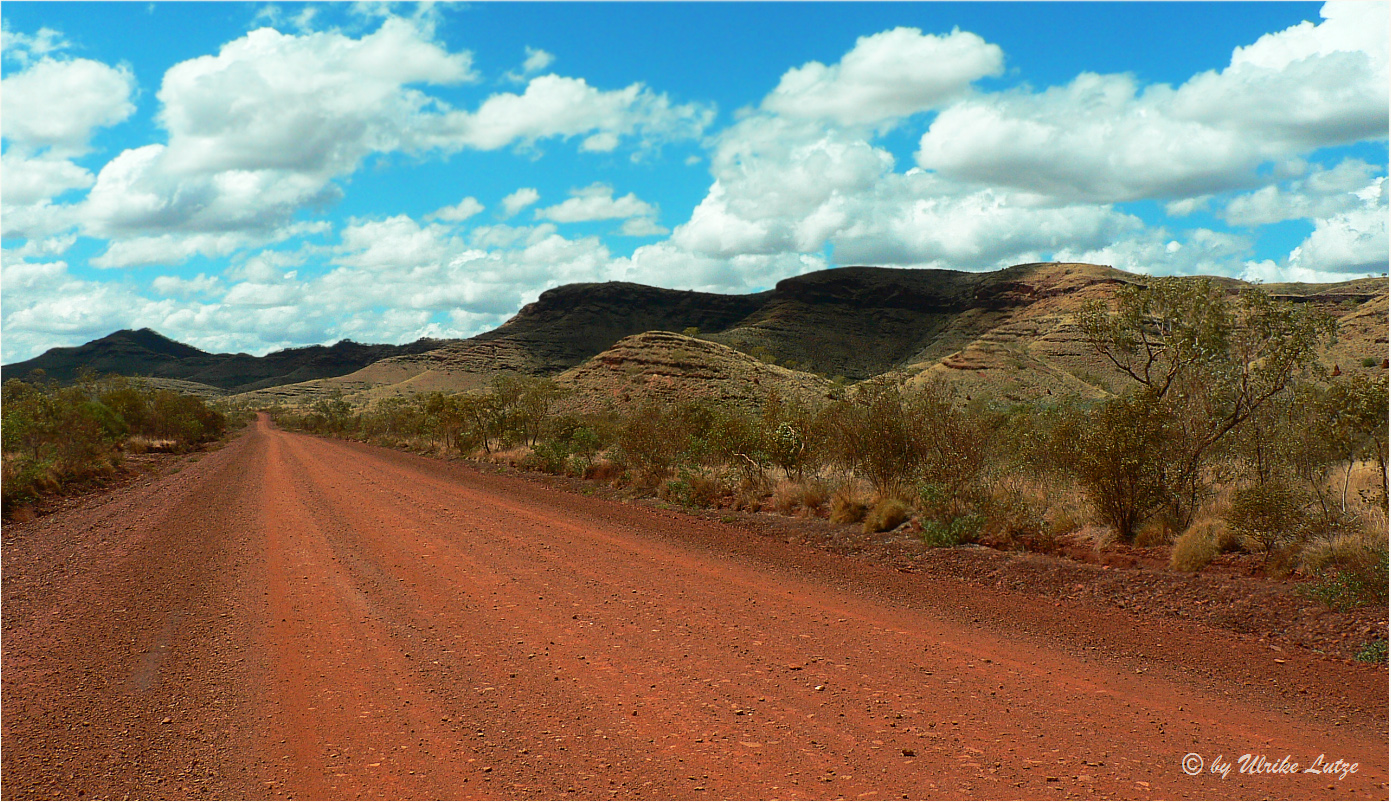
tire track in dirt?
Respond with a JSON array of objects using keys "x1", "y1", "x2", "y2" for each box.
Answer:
[
  {"x1": 3, "y1": 414, "x2": 1386, "y2": 800},
  {"x1": 257, "y1": 421, "x2": 1386, "y2": 799},
  {"x1": 2, "y1": 433, "x2": 268, "y2": 799}
]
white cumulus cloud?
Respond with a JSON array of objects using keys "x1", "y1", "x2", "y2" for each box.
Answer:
[
  {"x1": 505, "y1": 46, "x2": 556, "y2": 82},
  {"x1": 62, "y1": 17, "x2": 475, "y2": 264},
  {"x1": 536, "y1": 183, "x2": 657, "y2": 223},
  {"x1": 1221, "y1": 159, "x2": 1382, "y2": 226},
  {"x1": 501, "y1": 187, "x2": 541, "y2": 218},
  {"x1": 762, "y1": 27, "x2": 1003, "y2": 126},
  {"x1": 430, "y1": 196, "x2": 485, "y2": 222},
  {"x1": 1284, "y1": 178, "x2": 1389, "y2": 276},
  {"x1": 1, "y1": 24, "x2": 70, "y2": 65},
  {"x1": 1, "y1": 152, "x2": 95, "y2": 205},
  {"x1": 915, "y1": 1, "x2": 1388, "y2": 203},
  {"x1": 1, "y1": 56, "x2": 136, "y2": 155},
  {"x1": 429, "y1": 74, "x2": 714, "y2": 153}
]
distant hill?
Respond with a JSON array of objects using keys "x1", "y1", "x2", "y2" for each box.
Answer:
[
  {"x1": 8, "y1": 263, "x2": 1385, "y2": 406},
  {"x1": 554, "y1": 330, "x2": 835, "y2": 413},
  {"x1": 1, "y1": 328, "x2": 452, "y2": 393},
  {"x1": 239, "y1": 262, "x2": 1386, "y2": 406}
]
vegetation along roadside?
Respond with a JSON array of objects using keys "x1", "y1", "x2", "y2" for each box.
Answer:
[
  {"x1": 2, "y1": 370, "x2": 254, "y2": 520},
  {"x1": 269, "y1": 279, "x2": 1388, "y2": 660}
]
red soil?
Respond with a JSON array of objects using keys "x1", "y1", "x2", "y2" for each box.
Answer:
[{"x1": 2, "y1": 414, "x2": 1385, "y2": 799}]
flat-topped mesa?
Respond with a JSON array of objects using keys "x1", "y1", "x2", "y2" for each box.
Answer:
[
  {"x1": 471, "y1": 281, "x2": 773, "y2": 374},
  {"x1": 499, "y1": 281, "x2": 771, "y2": 332}
]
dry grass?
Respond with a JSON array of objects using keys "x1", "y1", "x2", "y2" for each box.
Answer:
[
  {"x1": 1353, "y1": 501, "x2": 1389, "y2": 540},
  {"x1": 127, "y1": 436, "x2": 180, "y2": 454},
  {"x1": 586, "y1": 458, "x2": 623, "y2": 484},
  {"x1": 484, "y1": 446, "x2": 530, "y2": 468},
  {"x1": 725, "y1": 472, "x2": 771, "y2": 512},
  {"x1": 7, "y1": 504, "x2": 37, "y2": 523},
  {"x1": 1134, "y1": 518, "x2": 1174, "y2": 547},
  {"x1": 976, "y1": 475, "x2": 1049, "y2": 547},
  {"x1": 733, "y1": 483, "x2": 768, "y2": 511},
  {"x1": 771, "y1": 480, "x2": 802, "y2": 515},
  {"x1": 829, "y1": 485, "x2": 871, "y2": 524},
  {"x1": 798, "y1": 478, "x2": 830, "y2": 513},
  {"x1": 863, "y1": 497, "x2": 911, "y2": 534},
  {"x1": 1050, "y1": 483, "x2": 1090, "y2": 526},
  {"x1": 766, "y1": 477, "x2": 831, "y2": 517},
  {"x1": 1345, "y1": 459, "x2": 1387, "y2": 500},
  {"x1": 1072, "y1": 523, "x2": 1118, "y2": 552},
  {"x1": 1298, "y1": 529, "x2": 1389, "y2": 575},
  {"x1": 688, "y1": 473, "x2": 724, "y2": 508},
  {"x1": 1170, "y1": 518, "x2": 1225, "y2": 572}
]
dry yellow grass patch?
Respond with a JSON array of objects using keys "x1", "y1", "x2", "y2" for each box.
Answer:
[
  {"x1": 1170, "y1": 519, "x2": 1226, "y2": 572},
  {"x1": 863, "y1": 498, "x2": 912, "y2": 534},
  {"x1": 829, "y1": 485, "x2": 871, "y2": 524}
]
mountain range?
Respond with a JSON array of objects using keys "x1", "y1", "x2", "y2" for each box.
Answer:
[{"x1": 5, "y1": 262, "x2": 1385, "y2": 407}]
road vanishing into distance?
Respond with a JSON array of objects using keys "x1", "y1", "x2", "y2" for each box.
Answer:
[{"x1": 3, "y1": 415, "x2": 1386, "y2": 800}]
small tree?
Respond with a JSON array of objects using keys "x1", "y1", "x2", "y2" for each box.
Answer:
[
  {"x1": 1321, "y1": 375, "x2": 1390, "y2": 510},
  {"x1": 1224, "y1": 480, "x2": 1311, "y2": 563},
  {"x1": 1078, "y1": 278, "x2": 1336, "y2": 528}
]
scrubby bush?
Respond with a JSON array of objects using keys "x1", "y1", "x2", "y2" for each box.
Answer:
[
  {"x1": 2, "y1": 376, "x2": 226, "y2": 518},
  {"x1": 1355, "y1": 639, "x2": 1388, "y2": 663},
  {"x1": 1052, "y1": 394, "x2": 1174, "y2": 540},
  {"x1": 615, "y1": 401, "x2": 690, "y2": 485},
  {"x1": 1299, "y1": 555, "x2": 1389, "y2": 611},
  {"x1": 1224, "y1": 481, "x2": 1312, "y2": 559},
  {"x1": 659, "y1": 478, "x2": 696, "y2": 507},
  {"x1": 771, "y1": 481, "x2": 802, "y2": 515},
  {"x1": 920, "y1": 514, "x2": 984, "y2": 549},
  {"x1": 686, "y1": 472, "x2": 725, "y2": 507},
  {"x1": 258, "y1": 286, "x2": 1382, "y2": 585},
  {"x1": 798, "y1": 478, "x2": 830, "y2": 513},
  {"x1": 1295, "y1": 531, "x2": 1388, "y2": 610},
  {"x1": 759, "y1": 477, "x2": 830, "y2": 516},
  {"x1": 1078, "y1": 278, "x2": 1337, "y2": 533}
]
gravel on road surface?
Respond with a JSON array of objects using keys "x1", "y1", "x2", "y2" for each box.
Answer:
[{"x1": 3, "y1": 414, "x2": 1385, "y2": 800}]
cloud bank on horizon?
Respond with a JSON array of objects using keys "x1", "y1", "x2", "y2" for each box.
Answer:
[{"x1": 2, "y1": 1, "x2": 1386, "y2": 362}]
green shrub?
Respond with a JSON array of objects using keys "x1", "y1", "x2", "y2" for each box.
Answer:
[
  {"x1": 616, "y1": 401, "x2": 691, "y2": 484},
  {"x1": 1298, "y1": 544, "x2": 1388, "y2": 610},
  {"x1": 659, "y1": 478, "x2": 695, "y2": 507},
  {"x1": 1224, "y1": 481, "x2": 1311, "y2": 558},
  {"x1": 920, "y1": 514, "x2": 984, "y2": 549},
  {"x1": 1355, "y1": 639, "x2": 1388, "y2": 663},
  {"x1": 1055, "y1": 394, "x2": 1175, "y2": 541},
  {"x1": 1, "y1": 376, "x2": 225, "y2": 519}
]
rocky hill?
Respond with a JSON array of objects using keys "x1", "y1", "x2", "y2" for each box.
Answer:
[
  {"x1": 8, "y1": 263, "x2": 1385, "y2": 406},
  {"x1": 242, "y1": 262, "x2": 1384, "y2": 406},
  {"x1": 554, "y1": 331, "x2": 835, "y2": 413}
]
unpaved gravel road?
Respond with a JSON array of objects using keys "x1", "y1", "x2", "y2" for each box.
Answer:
[{"x1": 3, "y1": 415, "x2": 1386, "y2": 800}]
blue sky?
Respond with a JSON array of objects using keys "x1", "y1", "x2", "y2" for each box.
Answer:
[{"x1": 2, "y1": 2, "x2": 1387, "y2": 362}]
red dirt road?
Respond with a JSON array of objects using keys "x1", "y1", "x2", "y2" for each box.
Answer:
[{"x1": 3, "y1": 415, "x2": 1386, "y2": 800}]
